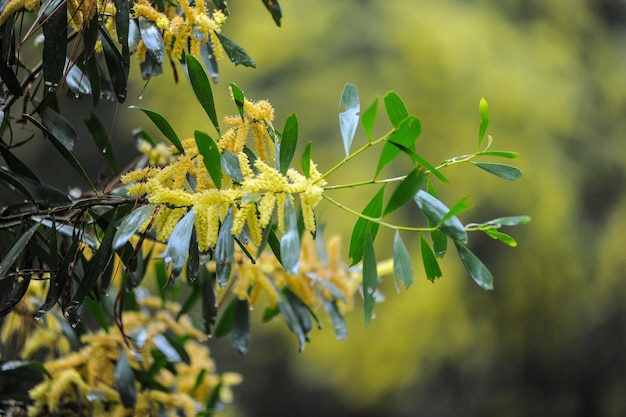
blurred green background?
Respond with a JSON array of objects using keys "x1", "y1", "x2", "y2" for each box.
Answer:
[{"x1": 31, "y1": 0, "x2": 626, "y2": 415}]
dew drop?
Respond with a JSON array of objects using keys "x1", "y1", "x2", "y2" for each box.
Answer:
[
  {"x1": 138, "y1": 93, "x2": 144, "y2": 100},
  {"x1": 34, "y1": 314, "x2": 42, "y2": 321},
  {"x1": 74, "y1": 92, "x2": 80, "y2": 99},
  {"x1": 70, "y1": 322, "x2": 78, "y2": 328},
  {"x1": 102, "y1": 148, "x2": 107, "y2": 154}
]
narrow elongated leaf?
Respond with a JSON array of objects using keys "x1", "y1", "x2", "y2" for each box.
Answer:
[
  {"x1": 42, "y1": 1, "x2": 66, "y2": 88},
  {"x1": 427, "y1": 182, "x2": 447, "y2": 257},
  {"x1": 362, "y1": 230, "x2": 377, "y2": 327},
  {"x1": 348, "y1": 186, "x2": 385, "y2": 266},
  {"x1": 229, "y1": 82, "x2": 245, "y2": 120},
  {"x1": 36, "y1": 236, "x2": 80, "y2": 318},
  {"x1": 361, "y1": 97, "x2": 378, "y2": 140},
  {"x1": 200, "y1": 267, "x2": 217, "y2": 335},
  {"x1": 85, "y1": 113, "x2": 119, "y2": 172},
  {"x1": 414, "y1": 190, "x2": 467, "y2": 243},
  {"x1": 130, "y1": 107, "x2": 183, "y2": 153},
  {"x1": 454, "y1": 241, "x2": 494, "y2": 290},
  {"x1": 195, "y1": 130, "x2": 222, "y2": 189},
  {"x1": 115, "y1": 347, "x2": 137, "y2": 408},
  {"x1": 0, "y1": 58, "x2": 22, "y2": 97},
  {"x1": 393, "y1": 232, "x2": 414, "y2": 291},
  {"x1": 280, "y1": 197, "x2": 300, "y2": 274},
  {"x1": 339, "y1": 83, "x2": 360, "y2": 156},
  {"x1": 260, "y1": 0, "x2": 282, "y2": 26},
  {"x1": 279, "y1": 113, "x2": 298, "y2": 175},
  {"x1": 274, "y1": 288, "x2": 306, "y2": 351},
  {"x1": 376, "y1": 115, "x2": 420, "y2": 177},
  {"x1": 99, "y1": 24, "x2": 129, "y2": 102},
  {"x1": 113, "y1": 0, "x2": 129, "y2": 58},
  {"x1": 301, "y1": 141, "x2": 312, "y2": 178},
  {"x1": 187, "y1": 230, "x2": 200, "y2": 282},
  {"x1": 23, "y1": 115, "x2": 96, "y2": 193},
  {"x1": 471, "y1": 162, "x2": 522, "y2": 181},
  {"x1": 0, "y1": 147, "x2": 37, "y2": 180},
  {"x1": 221, "y1": 150, "x2": 243, "y2": 182},
  {"x1": 438, "y1": 196, "x2": 472, "y2": 227},
  {"x1": 476, "y1": 150, "x2": 519, "y2": 159},
  {"x1": 478, "y1": 97, "x2": 489, "y2": 148},
  {"x1": 215, "y1": 208, "x2": 234, "y2": 287},
  {"x1": 65, "y1": 60, "x2": 91, "y2": 95},
  {"x1": 186, "y1": 54, "x2": 220, "y2": 133},
  {"x1": 383, "y1": 168, "x2": 425, "y2": 216},
  {"x1": 164, "y1": 209, "x2": 195, "y2": 278},
  {"x1": 138, "y1": 17, "x2": 164, "y2": 63},
  {"x1": 113, "y1": 204, "x2": 156, "y2": 249},
  {"x1": 231, "y1": 299, "x2": 250, "y2": 354},
  {"x1": 420, "y1": 233, "x2": 442, "y2": 282},
  {"x1": 484, "y1": 215, "x2": 532, "y2": 227},
  {"x1": 216, "y1": 33, "x2": 256, "y2": 67},
  {"x1": 0, "y1": 167, "x2": 70, "y2": 208},
  {"x1": 483, "y1": 228, "x2": 518, "y2": 247},
  {"x1": 201, "y1": 41, "x2": 219, "y2": 83},
  {"x1": 389, "y1": 140, "x2": 448, "y2": 183},
  {"x1": 214, "y1": 297, "x2": 237, "y2": 337},
  {"x1": 321, "y1": 298, "x2": 348, "y2": 341},
  {"x1": 41, "y1": 106, "x2": 78, "y2": 151},
  {"x1": 383, "y1": 91, "x2": 408, "y2": 127},
  {"x1": 0, "y1": 223, "x2": 39, "y2": 278}
]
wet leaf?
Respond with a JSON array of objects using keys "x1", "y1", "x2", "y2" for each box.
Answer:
[
  {"x1": 201, "y1": 41, "x2": 219, "y2": 83},
  {"x1": 215, "y1": 208, "x2": 234, "y2": 287},
  {"x1": 42, "y1": 1, "x2": 67, "y2": 88},
  {"x1": 164, "y1": 209, "x2": 195, "y2": 278},
  {"x1": 221, "y1": 150, "x2": 243, "y2": 183},
  {"x1": 41, "y1": 106, "x2": 78, "y2": 151},
  {"x1": 339, "y1": 83, "x2": 360, "y2": 156},
  {"x1": 36, "y1": 236, "x2": 79, "y2": 319},
  {"x1": 362, "y1": 230, "x2": 377, "y2": 327},
  {"x1": 85, "y1": 112, "x2": 118, "y2": 172},
  {"x1": 231, "y1": 299, "x2": 250, "y2": 354},
  {"x1": 99, "y1": 24, "x2": 129, "y2": 102},
  {"x1": 471, "y1": 162, "x2": 523, "y2": 181},
  {"x1": 113, "y1": 204, "x2": 156, "y2": 249},
  {"x1": 279, "y1": 113, "x2": 298, "y2": 175},
  {"x1": 0, "y1": 59, "x2": 22, "y2": 97},
  {"x1": 455, "y1": 241, "x2": 494, "y2": 290},
  {"x1": 65, "y1": 60, "x2": 91, "y2": 95},
  {"x1": 200, "y1": 267, "x2": 217, "y2": 335},
  {"x1": 195, "y1": 130, "x2": 222, "y2": 189},
  {"x1": 186, "y1": 54, "x2": 220, "y2": 133},
  {"x1": 214, "y1": 297, "x2": 237, "y2": 337},
  {"x1": 260, "y1": 0, "x2": 282, "y2": 26},
  {"x1": 414, "y1": 190, "x2": 467, "y2": 244},
  {"x1": 393, "y1": 232, "x2": 414, "y2": 290},
  {"x1": 0, "y1": 223, "x2": 39, "y2": 278},
  {"x1": 216, "y1": 33, "x2": 256, "y2": 67},
  {"x1": 138, "y1": 17, "x2": 164, "y2": 64},
  {"x1": 115, "y1": 347, "x2": 137, "y2": 408},
  {"x1": 280, "y1": 197, "x2": 300, "y2": 274},
  {"x1": 0, "y1": 167, "x2": 70, "y2": 208},
  {"x1": 321, "y1": 298, "x2": 348, "y2": 341},
  {"x1": 130, "y1": 107, "x2": 183, "y2": 153}
]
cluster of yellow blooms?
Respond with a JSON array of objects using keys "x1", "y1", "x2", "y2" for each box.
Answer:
[
  {"x1": 121, "y1": 95, "x2": 326, "y2": 252},
  {"x1": 0, "y1": 282, "x2": 241, "y2": 417}
]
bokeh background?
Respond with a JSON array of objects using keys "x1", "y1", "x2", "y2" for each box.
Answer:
[{"x1": 27, "y1": 0, "x2": 626, "y2": 416}]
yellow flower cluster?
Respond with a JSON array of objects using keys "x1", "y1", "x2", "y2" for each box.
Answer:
[
  {"x1": 0, "y1": 282, "x2": 241, "y2": 417},
  {"x1": 121, "y1": 96, "x2": 326, "y2": 252},
  {"x1": 132, "y1": 0, "x2": 226, "y2": 61}
]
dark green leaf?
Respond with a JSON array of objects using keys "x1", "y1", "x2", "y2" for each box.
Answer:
[
  {"x1": 414, "y1": 190, "x2": 467, "y2": 244},
  {"x1": 231, "y1": 298, "x2": 250, "y2": 354},
  {"x1": 130, "y1": 107, "x2": 183, "y2": 153},
  {"x1": 393, "y1": 232, "x2": 414, "y2": 290},
  {"x1": 280, "y1": 197, "x2": 300, "y2": 274},
  {"x1": 454, "y1": 241, "x2": 494, "y2": 290},
  {"x1": 187, "y1": 230, "x2": 199, "y2": 282},
  {"x1": 200, "y1": 267, "x2": 217, "y2": 335},
  {"x1": 471, "y1": 162, "x2": 523, "y2": 181},
  {"x1": 65, "y1": 61, "x2": 91, "y2": 95},
  {"x1": 0, "y1": 147, "x2": 38, "y2": 180},
  {"x1": 260, "y1": 0, "x2": 282, "y2": 26},
  {"x1": 286, "y1": 289, "x2": 318, "y2": 337},
  {"x1": 164, "y1": 209, "x2": 195, "y2": 278},
  {"x1": 0, "y1": 223, "x2": 39, "y2": 278},
  {"x1": 221, "y1": 150, "x2": 243, "y2": 183},
  {"x1": 476, "y1": 150, "x2": 519, "y2": 159},
  {"x1": 0, "y1": 58, "x2": 22, "y2": 97},
  {"x1": 0, "y1": 167, "x2": 70, "y2": 208},
  {"x1": 0, "y1": 360, "x2": 49, "y2": 382},
  {"x1": 113, "y1": 0, "x2": 130, "y2": 59},
  {"x1": 85, "y1": 112, "x2": 119, "y2": 172},
  {"x1": 483, "y1": 228, "x2": 518, "y2": 247},
  {"x1": 155, "y1": 260, "x2": 168, "y2": 304},
  {"x1": 86, "y1": 53, "x2": 102, "y2": 106},
  {"x1": 478, "y1": 97, "x2": 489, "y2": 148},
  {"x1": 420, "y1": 233, "x2": 442, "y2": 282},
  {"x1": 279, "y1": 113, "x2": 298, "y2": 175},
  {"x1": 427, "y1": 182, "x2": 447, "y2": 257},
  {"x1": 362, "y1": 230, "x2": 377, "y2": 327},
  {"x1": 216, "y1": 33, "x2": 256, "y2": 67},
  {"x1": 215, "y1": 208, "x2": 234, "y2": 287},
  {"x1": 214, "y1": 297, "x2": 237, "y2": 337},
  {"x1": 42, "y1": 1, "x2": 67, "y2": 88},
  {"x1": 376, "y1": 115, "x2": 420, "y2": 177},
  {"x1": 85, "y1": 297, "x2": 110, "y2": 332},
  {"x1": 115, "y1": 347, "x2": 137, "y2": 408},
  {"x1": 361, "y1": 97, "x2": 378, "y2": 140},
  {"x1": 266, "y1": 226, "x2": 282, "y2": 265},
  {"x1": 383, "y1": 91, "x2": 408, "y2": 128},
  {"x1": 348, "y1": 186, "x2": 384, "y2": 266},
  {"x1": 99, "y1": 24, "x2": 129, "y2": 102},
  {"x1": 113, "y1": 204, "x2": 156, "y2": 249},
  {"x1": 200, "y1": 41, "x2": 219, "y2": 83},
  {"x1": 41, "y1": 106, "x2": 78, "y2": 151},
  {"x1": 301, "y1": 141, "x2": 312, "y2": 178},
  {"x1": 229, "y1": 82, "x2": 245, "y2": 120},
  {"x1": 186, "y1": 54, "x2": 220, "y2": 133},
  {"x1": 195, "y1": 130, "x2": 222, "y2": 189},
  {"x1": 276, "y1": 289, "x2": 306, "y2": 351},
  {"x1": 321, "y1": 298, "x2": 348, "y2": 341},
  {"x1": 383, "y1": 168, "x2": 426, "y2": 216},
  {"x1": 339, "y1": 83, "x2": 360, "y2": 156}
]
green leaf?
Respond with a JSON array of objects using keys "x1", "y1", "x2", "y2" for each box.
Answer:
[
  {"x1": 65, "y1": 60, "x2": 92, "y2": 95},
  {"x1": 130, "y1": 107, "x2": 183, "y2": 153},
  {"x1": 187, "y1": 230, "x2": 200, "y2": 282},
  {"x1": 26, "y1": 114, "x2": 97, "y2": 192},
  {"x1": 164, "y1": 209, "x2": 195, "y2": 278},
  {"x1": 301, "y1": 141, "x2": 312, "y2": 178},
  {"x1": 113, "y1": 0, "x2": 130, "y2": 59},
  {"x1": 85, "y1": 113, "x2": 119, "y2": 173},
  {"x1": 138, "y1": 17, "x2": 164, "y2": 64},
  {"x1": 0, "y1": 146, "x2": 38, "y2": 180},
  {"x1": 454, "y1": 241, "x2": 494, "y2": 290},
  {"x1": 214, "y1": 297, "x2": 236, "y2": 338},
  {"x1": 40, "y1": 106, "x2": 78, "y2": 151},
  {"x1": 280, "y1": 197, "x2": 300, "y2": 274},
  {"x1": 99, "y1": 23, "x2": 129, "y2": 102},
  {"x1": 229, "y1": 82, "x2": 245, "y2": 120},
  {"x1": 348, "y1": 186, "x2": 385, "y2": 266},
  {"x1": 376, "y1": 115, "x2": 420, "y2": 177},
  {"x1": 113, "y1": 204, "x2": 156, "y2": 249},
  {"x1": 200, "y1": 41, "x2": 219, "y2": 83},
  {"x1": 278, "y1": 113, "x2": 298, "y2": 175},
  {"x1": 420, "y1": 233, "x2": 442, "y2": 282},
  {"x1": 275, "y1": 289, "x2": 307, "y2": 351},
  {"x1": 478, "y1": 97, "x2": 489, "y2": 148},
  {"x1": 321, "y1": 298, "x2": 348, "y2": 342},
  {"x1": 476, "y1": 150, "x2": 519, "y2": 159},
  {"x1": 393, "y1": 232, "x2": 414, "y2": 291},
  {"x1": 220, "y1": 150, "x2": 243, "y2": 183},
  {"x1": 361, "y1": 97, "x2": 378, "y2": 140},
  {"x1": 260, "y1": 0, "x2": 282, "y2": 26},
  {"x1": 0, "y1": 223, "x2": 39, "y2": 278},
  {"x1": 383, "y1": 168, "x2": 426, "y2": 216},
  {"x1": 414, "y1": 190, "x2": 467, "y2": 243},
  {"x1": 438, "y1": 196, "x2": 472, "y2": 227},
  {"x1": 339, "y1": 83, "x2": 360, "y2": 156},
  {"x1": 215, "y1": 208, "x2": 234, "y2": 287},
  {"x1": 0, "y1": 360, "x2": 49, "y2": 381},
  {"x1": 216, "y1": 33, "x2": 256, "y2": 68},
  {"x1": 200, "y1": 267, "x2": 217, "y2": 335},
  {"x1": 427, "y1": 182, "x2": 447, "y2": 257},
  {"x1": 194, "y1": 130, "x2": 222, "y2": 189},
  {"x1": 42, "y1": 1, "x2": 67, "y2": 88},
  {"x1": 484, "y1": 215, "x2": 532, "y2": 227},
  {"x1": 0, "y1": 59, "x2": 23, "y2": 98},
  {"x1": 385, "y1": 134, "x2": 448, "y2": 183},
  {"x1": 383, "y1": 91, "x2": 408, "y2": 128},
  {"x1": 85, "y1": 297, "x2": 110, "y2": 332},
  {"x1": 483, "y1": 228, "x2": 518, "y2": 247},
  {"x1": 186, "y1": 54, "x2": 220, "y2": 133},
  {"x1": 231, "y1": 299, "x2": 250, "y2": 354},
  {"x1": 471, "y1": 162, "x2": 523, "y2": 181},
  {"x1": 362, "y1": 230, "x2": 377, "y2": 327},
  {"x1": 0, "y1": 167, "x2": 70, "y2": 208},
  {"x1": 115, "y1": 347, "x2": 137, "y2": 408}
]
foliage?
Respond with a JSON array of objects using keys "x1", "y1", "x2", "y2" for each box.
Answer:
[{"x1": 0, "y1": 0, "x2": 528, "y2": 415}]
